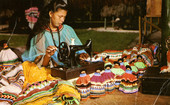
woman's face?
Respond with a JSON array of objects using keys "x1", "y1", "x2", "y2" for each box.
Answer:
[{"x1": 49, "y1": 8, "x2": 67, "y2": 30}]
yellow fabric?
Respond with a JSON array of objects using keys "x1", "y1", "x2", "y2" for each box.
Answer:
[
  {"x1": 56, "y1": 84, "x2": 81, "y2": 99},
  {"x1": 22, "y1": 84, "x2": 80, "y2": 105},
  {"x1": 23, "y1": 95, "x2": 63, "y2": 105},
  {"x1": 21, "y1": 61, "x2": 80, "y2": 105},
  {"x1": 22, "y1": 61, "x2": 60, "y2": 88}
]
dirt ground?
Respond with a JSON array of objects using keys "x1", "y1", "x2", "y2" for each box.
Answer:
[{"x1": 80, "y1": 89, "x2": 170, "y2": 105}]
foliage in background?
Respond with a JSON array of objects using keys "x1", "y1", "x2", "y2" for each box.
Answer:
[
  {"x1": 75, "y1": 29, "x2": 138, "y2": 52},
  {"x1": 0, "y1": 29, "x2": 138, "y2": 52},
  {"x1": 0, "y1": 0, "x2": 144, "y2": 31},
  {"x1": 0, "y1": 35, "x2": 28, "y2": 47}
]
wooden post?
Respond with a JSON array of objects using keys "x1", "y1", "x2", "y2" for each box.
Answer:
[
  {"x1": 139, "y1": 16, "x2": 142, "y2": 45},
  {"x1": 149, "y1": 17, "x2": 152, "y2": 34},
  {"x1": 161, "y1": 0, "x2": 170, "y2": 66},
  {"x1": 142, "y1": 17, "x2": 161, "y2": 31},
  {"x1": 158, "y1": 17, "x2": 160, "y2": 25},
  {"x1": 112, "y1": 16, "x2": 114, "y2": 28},
  {"x1": 144, "y1": 16, "x2": 147, "y2": 36},
  {"x1": 104, "y1": 17, "x2": 107, "y2": 29}
]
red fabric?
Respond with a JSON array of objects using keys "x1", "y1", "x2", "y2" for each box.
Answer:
[
  {"x1": 76, "y1": 75, "x2": 90, "y2": 86},
  {"x1": 161, "y1": 66, "x2": 168, "y2": 71},
  {"x1": 121, "y1": 73, "x2": 137, "y2": 82}
]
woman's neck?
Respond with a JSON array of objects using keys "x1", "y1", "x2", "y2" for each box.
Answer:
[
  {"x1": 49, "y1": 24, "x2": 58, "y2": 31},
  {"x1": 47, "y1": 24, "x2": 63, "y2": 32}
]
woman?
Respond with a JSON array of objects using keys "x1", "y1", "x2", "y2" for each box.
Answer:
[
  {"x1": 1, "y1": 0, "x2": 87, "y2": 104},
  {"x1": 22, "y1": 0, "x2": 87, "y2": 67},
  {"x1": 21, "y1": 0, "x2": 89, "y2": 86},
  {"x1": 20, "y1": 0, "x2": 88, "y2": 103}
]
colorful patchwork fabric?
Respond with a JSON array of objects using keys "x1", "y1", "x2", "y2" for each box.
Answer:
[
  {"x1": 0, "y1": 48, "x2": 20, "y2": 71},
  {"x1": 13, "y1": 80, "x2": 80, "y2": 105},
  {"x1": 138, "y1": 48, "x2": 153, "y2": 66},
  {"x1": 0, "y1": 63, "x2": 24, "y2": 105},
  {"x1": 0, "y1": 92, "x2": 18, "y2": 104},
  {"x1": 119, "y1": 71, "x2": 138, "y2": 94},
  {"x1": 104, "y1": 81, "x2": 115, "y2": 94},
  {"x1": 90, "y1": 85, "x2": 105, "y2": 97},
  {"x1": 119, "y1": 82, "x2": 138, "y2": 94},
  {"x1": 76, "y1": 74, "x2": 91, "y2": 101},
  {"x1": 96, "y1": 45, "x2": 154, "y2": 66},
  {"x1": 90, "y1": 72, "x2": 105, "y2": 97},
  {"x1": 97, "y1": 50, "x2": 123, "y2": 62},
  {"x1": 13, "y1": 80, "x2": 58, "y2": 105},
  {"x1": 77, "y1": 87, "x2": 90, "y2": 101}
]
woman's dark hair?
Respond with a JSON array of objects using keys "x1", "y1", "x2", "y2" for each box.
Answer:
[{"x1": 26, "y1": 0, "x2": 68, "y2": 50}]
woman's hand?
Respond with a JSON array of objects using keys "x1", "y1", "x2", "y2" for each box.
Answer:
[
  {"x1": 79, "y1": 53, "x2": 89, "y2": 60},
  {"x1": 78, "y1": 53, "x2": 90, "y2": 66},
  {"x1": 43, "y1": 46, "x2": 57, "y2": 67},
  {"x1": 45, "y1": 46, "x2": 57, "y2": 57}
]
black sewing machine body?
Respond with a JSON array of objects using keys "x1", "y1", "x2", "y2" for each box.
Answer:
[
  {"x1": 51, "y1": 39, "x2": 104, "y2": 80},
  {"x1": 58, "y1": 39, "x2": 92, "y2": 68}
]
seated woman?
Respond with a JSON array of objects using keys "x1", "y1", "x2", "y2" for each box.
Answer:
[
  {"x1": 0, "y1": 0, "x2": 88, "y2": 105},
  {"x1": 21, "y1": 0, "x2": 89, "y2": 87}
]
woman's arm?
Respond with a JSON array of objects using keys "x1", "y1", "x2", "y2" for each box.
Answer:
[{"x1": 42, "y1": 46, "x2": 57, "y2": 66}]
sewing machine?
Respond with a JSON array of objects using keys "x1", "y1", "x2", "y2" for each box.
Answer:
[
  {"x1": 51, "y1": 39, "x2": 104, "y2": 80},
  {"x1": 58, "y1": 39, "x2": 92, "y2": 68}
]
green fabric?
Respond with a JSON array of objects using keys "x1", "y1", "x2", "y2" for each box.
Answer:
[
  {"x1": 131, "y1": 66, "x2": 138, "y2": 73},
  {"x1": 134, "y1": 62, "x2": 146, "y2": 69},
  {"x1": 123, "y1": 62, "x2": 129, "y2": 66},
  {"x1": 0, "y1": 58, "x2": 18, "y2": 64},
  {"x1": 111, "y1": 68, "x2": 125, "y2": 76}
]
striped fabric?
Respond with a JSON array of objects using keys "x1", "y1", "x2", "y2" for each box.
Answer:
[
  {"x1": 90, "y1": 85, "x2": 105, "y2": 97},
  {"x1": 0, "y1": 63, "x2": 24, "y2": 105},
  {"x1": 90, "y1": 72, "x2": 105, "y2": 97},
  {"x1": 14, "y1": 80, "x2": 80, "y2": 105},
  {"x1": 0, "y1": 48, "x2": 20, "y2": 71},
  {"x1": 119, "y1": 71, "x2": 138, "y2": 94},
  {"x1": 76, "y1": 74, "x2": 91, "y2": 101}
]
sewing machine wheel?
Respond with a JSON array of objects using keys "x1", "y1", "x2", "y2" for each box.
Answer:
[{"x1": 58, "y1": 42, "x2": 70, "y2": 62}]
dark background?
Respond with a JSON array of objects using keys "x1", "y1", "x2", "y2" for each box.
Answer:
[{"x1": 0, "y1": 0, "x2": 146, "y2": 33}]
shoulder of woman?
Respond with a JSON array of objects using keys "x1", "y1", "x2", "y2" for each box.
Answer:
[
  {"x1": 31, "y1": 31, "x2": 46, "y2": 42},
  {"x1": 63, "y1": 24, "x2": 74, "y2": 30}
]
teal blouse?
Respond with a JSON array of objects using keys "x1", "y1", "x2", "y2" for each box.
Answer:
[{"x1": 22, "y1": 24, "x2": 85, "y2": 66}]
